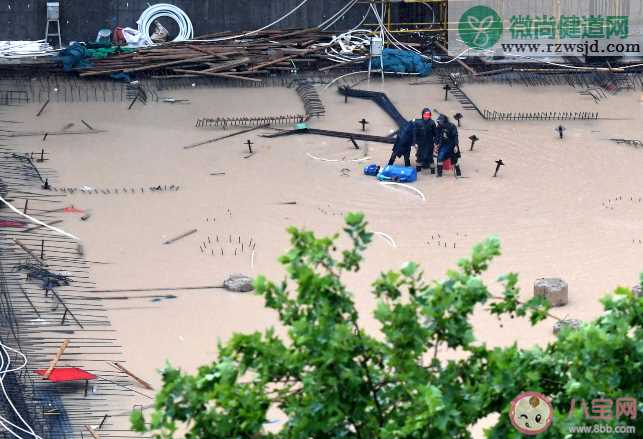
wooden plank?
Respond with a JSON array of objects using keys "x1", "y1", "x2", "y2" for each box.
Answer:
[
  {"x1": 110, "y1": 362, "x2": 154, "y2": 391},
  {"x1": 80, "y1": 53, "x2": 218, "y2": 76},
  {"x1": 43, "y1": 339, "x2": 70, "y2": 379},
  {"x1": 249, "y1": 54, "x2": 299, "y2": 72},
  {"x1": 36, "y1": 99, "x2": 50, "y2": 117},
  {"x1": 188, "y1": 45, "x2": 218, "y2": 55},
  {"x1": 163, "y1": 228, "x2": 198, "y2": 245},
  {"x1": 123, "y1": 54, "x2": 218, "y2": 73},
  {"x1": 173, "y1": 69, "x2": 263, "y2": 82},
  {"x1": 79, "y1": 28, "x2": 332, "y2": 77},
  {"x1": 9, "y1": 129, "x2": 106, "y2": 138},
  {"x1": 85, "y1": 425, "x2": 101, "y2": 439},
  {"x1": 187, "y1": 46, "x2": 242, "y2": 58},
  {"x1": 184, "y1": 124, "x2": 270, "y2": 150},
  {"x1": 202, "y1": 56, "x2": 250, "y2": 73}
]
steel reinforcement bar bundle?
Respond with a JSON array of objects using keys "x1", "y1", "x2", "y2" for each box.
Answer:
[
  {"x1": 442, "y1": 73, "x2": 602, "y2": 122},
  {"x1": 293, "y1": 81, "x2": 326, "y2": 117},
  {"x1": 481, "y1": 110, "x2": 600, "y2": 121},
  {"x1": 457, "y1": 69, "x2": 643, "y2": 92},
  {"x1": 196, "y1": 114, "x2": 309, "y2": 128},
  {"x1": 195, "y1": 79, "x2": 326, "y2": 128},
  {"x1": 0, "y1": 75, "x2": 159, "y2": 105}
]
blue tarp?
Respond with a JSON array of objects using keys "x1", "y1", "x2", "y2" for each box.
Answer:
[
  {"x1": 369, "y1": 48, "x2": 432, "y2": 77},
  {"x1": 57, "y1": 43, "x2": 90, "y2": 71}
]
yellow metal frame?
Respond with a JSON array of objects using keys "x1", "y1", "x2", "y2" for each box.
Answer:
[{"x1": 359, "y1": 0, "x2": 448, "y2": 34}]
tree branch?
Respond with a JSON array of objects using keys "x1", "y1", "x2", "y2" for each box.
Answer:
[
  {"x1": 489, "y1": 295, "x2": 563, "y2": 321},
  {"x1": 352, "y1": 322, "x2": 385, "y2": 427}
]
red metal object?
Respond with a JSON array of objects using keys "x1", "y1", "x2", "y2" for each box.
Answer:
[
  {"x1": 35, "y1": 368, "x2": 96, "y2": 382},
  {"x1": 0, "y1": 220, "x2": 25, "y2": 228},
  {"x1": 63, "y1": 206, "x2": 84, "y2": 213}
]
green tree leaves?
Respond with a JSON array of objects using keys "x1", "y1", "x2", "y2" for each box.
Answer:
[{"x1": 133, "y1": 214, "x2": 642, "y2": 438}]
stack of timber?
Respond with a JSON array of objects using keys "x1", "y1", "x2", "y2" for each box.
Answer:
[{"x1": 79, "y1": 28, "x2": 336, "y2": 82}]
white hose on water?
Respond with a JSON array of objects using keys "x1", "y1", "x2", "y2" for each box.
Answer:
[
  {"x1": 380, "y1": 182, "x2": 426, "y2": 202},
  {"x1": 306, "y1": 153, "x2": 340, "y2": 162},
  {"x1": 374, "y1": 232, "x2": 397, "y2": 248}
]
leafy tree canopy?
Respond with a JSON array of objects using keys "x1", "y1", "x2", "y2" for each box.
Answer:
[{"x1": 132, "y1": 213, "x2": 642, "y2": 438}]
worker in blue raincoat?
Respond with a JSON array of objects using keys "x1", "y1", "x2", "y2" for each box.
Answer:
[{"x1": 431, "y1": 114, "x2": 462, "y2": 177}]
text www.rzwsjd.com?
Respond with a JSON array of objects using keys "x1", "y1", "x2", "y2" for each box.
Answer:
[{"x1": 501, "y1": 40, "x2": 640, "y2": 55}]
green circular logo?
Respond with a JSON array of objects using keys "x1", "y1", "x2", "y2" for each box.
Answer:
[{"x1": 459, "y1": 6, "x2": 503, "y2": 50}]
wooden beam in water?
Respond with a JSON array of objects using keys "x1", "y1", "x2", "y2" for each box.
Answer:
[
  {"x1": 36, "y1": 99, "x2": 50, "y2": 117},
  {"x1": 163, "y1": 228, "x2": 198, "y2": 245},
  {"x1": 43, "y1": 339, "x2": 70, "y2": 379},
  {"x1": 110, "y1": 362, "x2": 154, "y2": 391},
  {"x1": 184, "y1": 124, "x2": 269, "y2": 150}
]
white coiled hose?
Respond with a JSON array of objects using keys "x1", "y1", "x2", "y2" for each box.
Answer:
[
  {"x1": 320, "y1": 29, "x2": 373, "y2": 64},
  {"x1": 137, "y1": 3, "x2": 194, "y2": 45}
]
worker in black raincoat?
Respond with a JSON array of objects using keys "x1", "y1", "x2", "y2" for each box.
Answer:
[
  {"x1": 387, "y1": 120, "x2": 415, "y2": 167},
  {"x1": 431, "y1": 114, "x2": 462, "y2": 177},
  {"x1": 413, "y1": 107, "x2": 438, "y2": 172}
]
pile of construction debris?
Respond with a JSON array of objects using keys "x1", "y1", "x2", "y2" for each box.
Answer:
[{"x1": 79, "y1": 29, "x2": 337, "y2": 81}]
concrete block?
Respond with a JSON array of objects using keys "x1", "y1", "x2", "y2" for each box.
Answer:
[{"x1": 534, "y1": 277, "x2": 568, "y2": 307}]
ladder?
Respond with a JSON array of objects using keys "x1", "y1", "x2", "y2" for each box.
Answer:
[
  {"x1": 367, "y1": 36, "x2": 385, "y2": 85},
  {"x1": 45, "y1": 2, "x2": 62, "y2": 49}
]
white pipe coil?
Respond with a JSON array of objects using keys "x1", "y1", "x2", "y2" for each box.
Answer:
[{"x1": 137, "y1": 4, "x2": 194, "y2": 45}]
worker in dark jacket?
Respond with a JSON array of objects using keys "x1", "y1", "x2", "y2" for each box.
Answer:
[
  {"x1": 388, "y1": 120, "x2": 415, "y2": 167},
  {"x1": 431, "y1": 114, "x2": 462, "y2": 177},
  {"x1": 413, "y1": 108, "x2": 438, "y2": 172}
]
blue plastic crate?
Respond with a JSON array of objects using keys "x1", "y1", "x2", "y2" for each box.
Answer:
[
  {"x1": 376, "y1": 165, "x2": 417, "y2": 183},
  {"x1": 363, "y1": 164, "x2": 380, "y2": 176}
]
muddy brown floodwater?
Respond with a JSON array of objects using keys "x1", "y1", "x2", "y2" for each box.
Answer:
[{"x1": 7, "y1": 77, "x2": 643, "y2": 436}]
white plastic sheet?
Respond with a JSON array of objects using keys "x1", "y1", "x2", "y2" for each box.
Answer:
[{"x1": 0, "y1": 40, "x2": 56, "y2": 58}]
